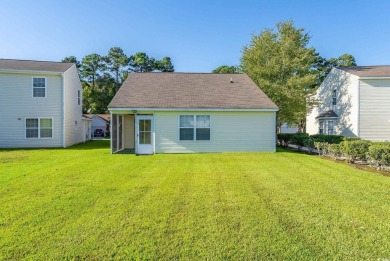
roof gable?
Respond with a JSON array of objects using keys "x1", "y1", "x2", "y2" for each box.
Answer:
[
  {"x1": 108, "y1": 73, "x2": 278, "y2": 110},
  {"x1": 0, "y1": 59, "x2": 74, "y2": 73}
]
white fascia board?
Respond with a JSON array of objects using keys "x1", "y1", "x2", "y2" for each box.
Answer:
[
  {"x1": 0, "y1": 69, "x2": 63, "y2": 75},
  {"x1": 108, "y1": 107, "x2": 279, "y2": 113},
  {"x1": 358, "y1": 76, "x2": 390, "y2": 80}
]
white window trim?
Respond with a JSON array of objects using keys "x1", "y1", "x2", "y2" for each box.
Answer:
[
  {"x1": 25, "y1": 117, "x2": 53, "y2": 139},
  {"x1": 32, "y1": 77, "x2": 47, "y2": 98},
  {"x1": 179, "y1": 115, "x2": 211, "y2": 141}
]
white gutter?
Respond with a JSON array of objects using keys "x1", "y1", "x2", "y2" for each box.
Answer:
[
  {"x1": 108, "y1": 107, "x2": 279, "y2": 112},
  {"x1": 358, "y1": 76, "x2": 390, "y2": 80},
  {"x1": 0, "y1": 69, "x2": 64, "y2": 75}
]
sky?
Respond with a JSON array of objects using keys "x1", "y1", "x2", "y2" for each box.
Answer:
[{"x1": 1, "y1": 0, "x2": 390, "y2": 72}]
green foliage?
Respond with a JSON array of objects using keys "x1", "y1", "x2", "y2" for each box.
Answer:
[
  {"x1": 310, "y1": 134, "x2": 344, "y2": 144},
  {"x1": 104, "y1": 47, "x2": 129, "y2": 90},
  {"x1": 290, "y1": 133, "x2": 310, "y2": 148},
  {"x1": 129, "y1": 52, "x2": 157, "y2": 72},
  {"x1": 367, "y1": 142, "x2": 390, "y2": 169},
  {"x1": 314, "y1": 53, "x2": 357, "y2": 86},
  {"x1": 66, "y1": 49, "x2": 174, "y2": 113},
  {"x1": 276, "y1": 133, "x2": 295, "y2": 147},
  {"x1": 81, "y1": 53, "x2": 106, "y2": 88},
  {"x1": 157, "y1": 57, "x2": 174, "y2": 72},
  {"x1": 62, "y1": 56, "x2": 81, "y2": 69},
  {"x1": 1, "y1": 141, "x2": 390, "y2": 259},
  {"x1": 340, "y1": 140, "x2": 371, "y2": 163},
  {"x1": 241, "y1": 20, "x2": 318, "y2": 127},
  {"x1": 328, "y1": 143, "x2": 342, "y2": 159},
  {"x1": 212, "y1": 65, "x2": 239, "y2": 74}
]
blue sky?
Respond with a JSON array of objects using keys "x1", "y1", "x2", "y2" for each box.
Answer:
[{"x1": 1, "y1": 0, "x2": 390, "y2": 72}]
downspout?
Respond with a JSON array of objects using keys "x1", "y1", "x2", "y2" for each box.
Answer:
[{"x1": 62, "y1": 73, "x2": 65, "y2": 148}]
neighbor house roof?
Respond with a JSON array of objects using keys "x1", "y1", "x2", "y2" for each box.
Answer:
[
  {"x1": 0, "y1": 59, "x2": 74, "y2": 73},
  {"x1": 108, "y1": 73, "x2": 278, "y2": 110},
  {"x1": 338, "y1": 65, "x2": 390, "y2": 77},
  {"x1": 84, "y1": 114, "x2": 110, "y2": 122}
]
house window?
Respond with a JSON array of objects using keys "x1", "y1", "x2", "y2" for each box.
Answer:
[
  {"x1": 77, "y1": 90, "x2": 81, "y2": 105},
  {"x1": 319, "y1": 120, "x2": 324, "y2": 134},
  {"x1": 33, "y1": 77, "x2": 46, "y2": 97},
  {"x1": 179, "y1": 115, "x2": 210, "y2": 141},
  {"x1": 26, "y1": 118, "x2": 52, "y2": 138},
  {"x1": 328, "y1": 121, "x2": 334, "y2": 135},
  {"x1": 332, "y1": 90, "x2": 336, "y2": 105}
]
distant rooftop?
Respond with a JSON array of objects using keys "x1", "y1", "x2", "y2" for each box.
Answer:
[
  {"x1": 338, "y1": 65, "x2": 390, "y2": 77},
  {"x1": 0, "y1": 59, "x2": 74, "y2": 72}
]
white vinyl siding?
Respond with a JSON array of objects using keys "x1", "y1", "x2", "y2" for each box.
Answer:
[
  {"x1": 155, "y1": 111, "x2": 276, "y2": 153},
  {"x1": 63, "y1": 65, "x2": 83, "y2": 147},
  {"x1": 0, "y1": 72, "x2": 63, "y2": 147},
  {"x1": 359, "y1": 79, "x2": 390, "y2": 141},
  {"x1": 306, "y1": 68, "x2": 359, "y2": 137}
]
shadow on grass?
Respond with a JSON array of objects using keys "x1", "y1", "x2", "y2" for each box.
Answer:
[{"x1": 0, "y1": 140, "x2": 110, "y2": 152}]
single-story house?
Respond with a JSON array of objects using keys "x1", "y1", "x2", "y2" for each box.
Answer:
[{"x1": 108, "y1": 73, "x2": 278, "y2": 154}]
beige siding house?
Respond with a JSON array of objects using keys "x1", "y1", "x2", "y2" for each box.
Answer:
[
  {"x1": 306, "y1": 66, "x2": 390, "y2": 141},
  {"x1": 108, "y1": 73, "x2": 278, "y2": 154},
  {"x1": 0, "y1": 59, "x2": 85, "y2": 148}
]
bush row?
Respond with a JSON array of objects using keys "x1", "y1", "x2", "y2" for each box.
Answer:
[{"x1": 278, "y1": 133, "x2": 390, "y2": 168}]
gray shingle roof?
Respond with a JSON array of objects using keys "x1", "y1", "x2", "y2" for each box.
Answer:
[
  {"x1": 0, "y1": 59, "x2": 74, "y2": 72},
  {"x1": 108, "y1": 73, "x2": 278, "y2": 110},
  {"x1": 316, "y1": 110, "x2": 339, "y2": 119},
  {"x1": 338, "y1": 66, "x2": 390, "y2": 77}
]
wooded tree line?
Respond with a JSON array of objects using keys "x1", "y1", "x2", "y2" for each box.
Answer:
[
  {"x1": 63, "y1": 47, "x2": 174, "y2": 113},
  {"x1": 213, "y1": 21, "x2": 357, "y2": 132}
]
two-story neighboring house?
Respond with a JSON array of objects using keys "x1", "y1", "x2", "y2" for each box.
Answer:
[
  {"x1": 306, "y1": 66, "x2": 390, "y2": 141},
  {"x1": 0, "y1": 59, "x2": 85, "y2": 148}
]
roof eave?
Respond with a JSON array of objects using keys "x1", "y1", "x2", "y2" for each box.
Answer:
[
  {"x1": 108, "y1": 107, "x2": 279, "y2": 112},
  {"x1": 0, "y1": 69, "x2": 65, "y2": 75}
]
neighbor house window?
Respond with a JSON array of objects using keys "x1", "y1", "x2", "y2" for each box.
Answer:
[
  {"x1": 77, "y1": 90, "x2": 81, "y2": 105},
  {"x1": 26, "y1": 118, "x2": 52, "y2": 138},
  {"x1": 328, "y1": 121, "x2": 334, "y2": 135},
  {"x1": 179, "y1": 115, "x2": 210, "y2": 141},
  {"x1": 332, "y1": 89, "x2": 337, "y2": 105},
  {"x1": 319, "y1": 120, "x2": 324, "y2": 134},
  {"x1": 33, "y1": 77, "x2": 46, "y2": 97}
]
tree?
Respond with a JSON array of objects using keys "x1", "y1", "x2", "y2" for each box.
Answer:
[
  {"x1": 212, "y1": 65, "x2": 239, "y2": 73},
  {"x1": 129, "y1": 52, "x2": 156, "y2": 72},
  {"x1": 315, "y1": 53, "x2": 357, "y2": 85},
  {"x1": 81, "y1": 54, "x2": 105, "y2": 88},
  {"x1": 62, "y1": 56, "x2": 81, "y2": 69},
  {"x1": 241, "y1": 20, "x2": 317, "y2": 132},
  {"x1": 104, "y1": 47, "x2": 129, "y2": 91},
  {"x1": 82, "y1": 73, "x2": 116, "y2": 113},
  {"x1": 157, "y1": 57, "x2": 174, "y2": 72}
]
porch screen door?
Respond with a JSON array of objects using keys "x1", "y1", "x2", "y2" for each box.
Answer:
[{"x1": 136, "y1": 116, "x2": 154, "y2": 154}]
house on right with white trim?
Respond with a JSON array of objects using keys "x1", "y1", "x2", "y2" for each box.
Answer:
[{"x1": 306, "y1": 66, "x2": 390, "y2": 141}]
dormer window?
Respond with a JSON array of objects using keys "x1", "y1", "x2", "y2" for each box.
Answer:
[
  {"x1": 33, "y1": 77, "x2": 46, "y2": 97},
  {"x1": 332, "y1": 89, "x2": 336, "y2": 105}
]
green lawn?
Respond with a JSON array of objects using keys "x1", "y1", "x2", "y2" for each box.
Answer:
[{"x1": 0, "y1": 141, "x2": 389, "y2": 260}]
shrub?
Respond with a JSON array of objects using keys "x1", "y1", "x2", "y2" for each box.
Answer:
[
  {"x1": 341, "y1": 140, "x2": 371, "y2": 163},
  {"x1": 328, "y1": 143, "x2": 342, "y2": 159},
  {"x1": 277, "y1": 133, "x2": 295, "y2": 147},
  {"x1": 368, "y1": 142, "x2": 390, "y2": 169},
  {"x1": 314, "y1": 142, "x2": 328, "y2": 156},
  {"x1": 310, "y1": 134, "x2": 344, "y2": 144},
  {"x1": 291, "y1": 133, "x2": 310, "y2": 151}
]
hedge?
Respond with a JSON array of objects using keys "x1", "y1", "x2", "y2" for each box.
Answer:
[{"x1": 368, "y1": 142, "x2": 390, "y2": 169}]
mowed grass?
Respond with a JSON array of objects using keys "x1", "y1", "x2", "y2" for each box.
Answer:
[{"x1": 0, "y1": 141, "x2": 389, "y2": 260}]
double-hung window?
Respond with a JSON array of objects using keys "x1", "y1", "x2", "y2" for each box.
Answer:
[
  {"x1": 327, "y1": 121, "x2": 334, "y2": 135},
  {"x1": 319, "y1": 120, "x2": 324, "y2": 134},
  {"x1": 179, "y1": 115, "x2": 210, "y2": 141},
  {"x1": 33, "y1": 77, "x2": 46, "y2": 97},
  {"x1": 77, "y1": 90, "x2": 81, "y2": 105},
  {"x1": 26, "y1": 118, "x2": 52, "y2": 138}
]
